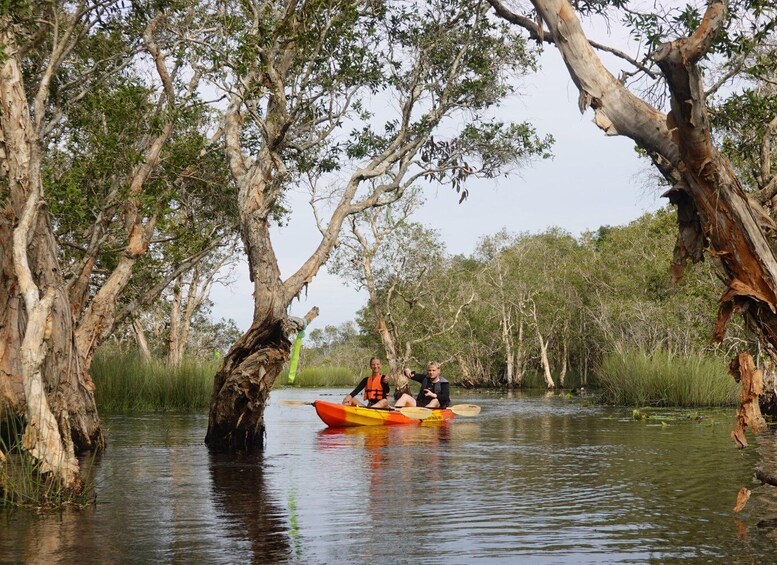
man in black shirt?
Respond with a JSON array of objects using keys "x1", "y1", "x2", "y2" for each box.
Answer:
[{"x1": 404, "y1": 362, "x2": 450, "y2": 408}]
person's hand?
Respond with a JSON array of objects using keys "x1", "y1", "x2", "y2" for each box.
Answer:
[
  {"x1": 423, "y1": 389, "x2": 437, "y2": 399},
  {"x1": 404, "y1": 368, "x2": 411, "y2": 378},
  {"x1": 342, "y1": 395, "x2": 352, "y2": 405}
]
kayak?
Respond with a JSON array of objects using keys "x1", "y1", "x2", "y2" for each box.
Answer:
[{"x1": 313, "y1": 400, "x2": 455, "y2": 428}]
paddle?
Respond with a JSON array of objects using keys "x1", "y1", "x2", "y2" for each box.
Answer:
[
  {"x1": 450, "y1": 404, "x2": 481, "y2": 417},
  {"x1": 280, "y1": 399, "x2": 432, "y2": 420},
  {"x1": 394, "y1": 406, "x2": 433, "y2": 420}
]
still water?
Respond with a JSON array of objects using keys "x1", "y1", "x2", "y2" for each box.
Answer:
[{"x1": 3, "y1": 389, "x2": 777, "y2": 564}]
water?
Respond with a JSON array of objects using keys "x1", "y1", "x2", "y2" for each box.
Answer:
[{"x1": 3, "y1": 389, "x2": 777, "y2": 563}]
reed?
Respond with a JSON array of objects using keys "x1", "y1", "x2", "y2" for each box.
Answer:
[
  {"x1": 0, "y1": 417, "x2": 94, "y2": 509},
  {"x1": 282, "y1": 366, "x2": 356, "y2": 388},
  {"x1": 598, "y1": 349, "x2": 740, "y2": 407},
  {"x1": 91, "y1": 348, "x2": 217, "y2": 412}
]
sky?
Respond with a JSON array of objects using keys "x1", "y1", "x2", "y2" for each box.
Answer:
[{"x1": 210, "y1": 45, "x2": 666, "y2": 333}]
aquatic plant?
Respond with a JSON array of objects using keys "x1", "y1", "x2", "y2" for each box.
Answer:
[
  {"x1": 91, "y1": 348, "x2": 217, "y2": 412},
  {"x1": 0, "y1": 417, "x2": 95, "y2": 509},
  {"x1": 598, "y1": 349, "x2": 740, "y2": 407}
]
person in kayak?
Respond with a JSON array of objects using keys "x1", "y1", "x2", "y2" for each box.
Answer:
[
  {"x1": 393, "y1": 375, "x2": 417, "y2": 408},
  {"x1": 403, "y1": 362, "x2": 450, "y2": 408},
  {"x1": 342, "y1": 357, "x2": 390, "y2": 408}
]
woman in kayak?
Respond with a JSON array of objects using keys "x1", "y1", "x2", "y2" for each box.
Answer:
[
  {"x1": 404, "y1": 362, "x2": 450, "y2": 408},
  {"x1": 342, "y1": 357, "x2": 390, "y2": 408}
]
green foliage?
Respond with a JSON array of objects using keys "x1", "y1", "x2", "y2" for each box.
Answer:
[
  {"x1": 598, "y1": 349, "x2": 740, "y2": 407},
  {"x1": 91, "y1": 348, "x2": 218, "y2": 412},
  {"x1": 712, "y1": 88, "x2": 777, "y2": 190},
  {"x1": 348, "y1": 207, "x2": 752, "y2": 394},
  {"x1": 300, "y1": 322, "x2": 374, "y2": 376}
]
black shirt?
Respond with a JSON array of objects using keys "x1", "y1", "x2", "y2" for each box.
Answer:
[{"x1": 408, "y1": 372, "x2": 450, "y2": 408}]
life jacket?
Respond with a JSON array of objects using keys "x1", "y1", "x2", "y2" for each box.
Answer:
[{"x1": 364, "y1": 374, "x2": 387, "y2": 402}]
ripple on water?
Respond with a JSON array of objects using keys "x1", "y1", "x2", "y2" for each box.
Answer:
[{"x1": 2, "y1": 393, "x2": 774, "y2": 564}]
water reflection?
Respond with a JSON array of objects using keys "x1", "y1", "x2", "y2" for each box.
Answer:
[
  {"x1": 3, "y1": 395, "x2": 777, "y2": 563},
  {"x1": 208, "y1": 451, "x2": 291, "y2": 562}
]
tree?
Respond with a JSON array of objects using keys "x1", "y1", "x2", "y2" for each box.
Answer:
[
  {"x1": 1, "y1": 0, "x2": 130, "y2": 489},
  {"x1": 329, "y1": 192, "x2": 425, "y2": 375},
  {"x1": 1, "y1": 0, "x2": 233, "y2": 493},
  {"x1": 488, "y1": 0, "x2": 776, "y2": 438},
  {"x1": 202, "y1": 0, "x2": 551, "y2": 450}
]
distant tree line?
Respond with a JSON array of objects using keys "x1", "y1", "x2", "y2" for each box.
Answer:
[{"x1": 316, "y1": 207, "x2": 753, "y2": 389}]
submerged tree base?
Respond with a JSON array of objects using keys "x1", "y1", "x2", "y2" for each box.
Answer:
[
  {"x1": 0, "y1": 451, "x2": 93, "y2": 510},
  {"x1": 0, "y1": 417, "x2": 99, "y2": 509}
]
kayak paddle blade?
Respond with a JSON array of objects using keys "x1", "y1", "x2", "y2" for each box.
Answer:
[
  {"x1": 397, "y1": 406, "x2": 433, "y2": 420},
  {"x1": 450, "y1": 404, "x2": 481, "y2": 417}
]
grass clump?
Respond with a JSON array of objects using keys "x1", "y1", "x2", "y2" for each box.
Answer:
[
  {"x1": 91, "y1": 348, "x2": 218, "y2": 412},
  {"x1": 282, "y1": 366, "x2": 357, "y2": 388},
  {"x1": 1, "y1": 417, "x2": 94, "y2": 509},
  {"x1": 598, "y1": 348, "x2": 740, "y2": 407}
]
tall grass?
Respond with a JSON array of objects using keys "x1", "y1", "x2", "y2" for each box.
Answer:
[
  {"x1": 598, "y1": 348, "x2": 740, "y2": 407},
  {"x1": 1, "y1": 417, "x2": 94, "y2": 508},
  {"x1": 282, "y1": 366, "x2": 358, "y2": 388},
  {"x1": 91, "y1": 348, "x2": 218, "y2": 412}
]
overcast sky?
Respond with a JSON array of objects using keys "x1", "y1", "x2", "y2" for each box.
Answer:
[{"x1": 210, "y1": 46, "x2": 665, "y2": 333}]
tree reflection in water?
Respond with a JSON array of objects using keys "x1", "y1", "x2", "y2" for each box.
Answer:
[{"x1": 208, "y1": 451, "x2": 292, "y2": 562}]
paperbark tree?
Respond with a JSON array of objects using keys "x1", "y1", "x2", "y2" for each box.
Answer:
[
  {"x1": 1, "y1": 5, "x2": 107, "y2": 489},
  {"x1": 167, "y1": 239, "x2": 239, "y2": 366},
  {"x1": 335, "y1": 214, "x2": 479, "y2": 375},
  {"x1": 489, "y1": 0, "x2": 776, "y2": 431},
  {"x1": 1, "y1": 1, "x2": 230, "y2": 494},
  {"x1": 203, "y1": 0, "x2": 550, "y2": 450},
  {"x1": 476, "y1": 232, "x2": 523, "y2": 387},
  {"x1": 329, "y1": 195, "x2": 424, "y2": 375}
]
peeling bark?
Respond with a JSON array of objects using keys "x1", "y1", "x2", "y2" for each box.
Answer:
[
  {"x1": 729, "y1": 352, "x2": 766, "y2": 449},
  {"x1": 132, "y1": 319, "x2": 152, "y2": 362},
  {"x1": 489, "y1": 0, "x2": 777, "y2": 440},
  {"x1": 733, "y1": 487, "x2": 750, "y2": 513},
  {"x1": 1, "y1": 24, "x2": 103, "y2": 490},
  {"x1": 205, "y1": 303, "x2": 318, "y2": 451}
]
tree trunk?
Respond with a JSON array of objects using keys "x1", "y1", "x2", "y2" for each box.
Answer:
[
  {"x1": 559, "y1": 325, "x2": 568, "y2": 388},
  {"x1": 205, "y1": 207, "x2": 319, "y2": 450},
  {"x1": 205, "y1": 310, "x2": 289, "y2": 451},
  {"x1": 538, "y1": 331, "x2": 556, "y2": 390},
  {"x1": 167, "y1": 278, "x2": 184, "y2": 366},
  {"x1": 133, "y1": 319, "x2": 153, "y2": 362},
  {"x1": 363, "y1": 256, "x2": 400, "y2": 374},
  {"x1": 501, "y1": 304, "x2": 515, "y2": 387},
  {"x1": 0, "y1": 32, "x2": 103, "y2": 487},
  {"x1": 515, "y1": 319, "x2": 526, "y2": 387}
]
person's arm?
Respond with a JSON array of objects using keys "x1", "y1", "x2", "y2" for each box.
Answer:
[
  {"x1": 405, "y1": 369, "x2": 425, "y2": 385},
  {"x1": 381, "y1": 376, "x2": 390, "y2": 397},
  {"x1": 345, "y1": 377, "x2": 368, "y2": 400}
]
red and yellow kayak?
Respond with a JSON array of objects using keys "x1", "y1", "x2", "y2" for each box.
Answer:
[{"x1": 313, "y1": 400, "x2": 455, "y2": 428}]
